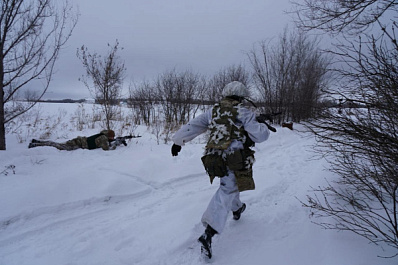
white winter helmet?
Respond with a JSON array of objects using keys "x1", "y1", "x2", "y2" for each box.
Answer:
[{"x1": 222, "y1": 81, "x2": 249, "y2": 98}]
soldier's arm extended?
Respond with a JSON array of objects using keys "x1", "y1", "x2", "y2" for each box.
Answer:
[{"x1": 172, "y1": 111, "x2": 211, "y2": 146}]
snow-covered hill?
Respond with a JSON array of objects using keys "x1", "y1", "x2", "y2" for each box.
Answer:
[{"x1": 0, "y1": 103, "x2": 395, "y2": 265}]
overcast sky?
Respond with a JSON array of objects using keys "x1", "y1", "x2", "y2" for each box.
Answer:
[{"x1": 42, "y1": 0, "x2": 293, "y2": 99}]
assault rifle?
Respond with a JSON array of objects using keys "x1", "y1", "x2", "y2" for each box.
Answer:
[
  {"x1": 110, "y1": 135, "x2": 141, "y2": 147},
  {"x1": 256, "y1": 112, "x2": 282, "y2": 133}
]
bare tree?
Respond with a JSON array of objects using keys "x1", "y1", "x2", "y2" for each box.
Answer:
[
  {"x1": 248, "y1": 28, "x2": 330, "y2": 123},
  {"x1": 77, "y1": 40, "x2": 126, "y2": 130},
  {"x1": 293, "y1": 0, "x2": 398, "y2": 257},
  {"x1": 0, "y1": 0, "x2": 78, "y2": 150},
  {"x1": 292, "y1": 0, "x2": 398, "y2": 34},
  {"x1": 155, "y1": 69, "x2": 205, "y2": 124},
  {"x1": 128, "y1": 81, "x2": 157, "y2": 125},
  {"x1": 303, "y1": 34, "x2": 398, "y2": 256}
]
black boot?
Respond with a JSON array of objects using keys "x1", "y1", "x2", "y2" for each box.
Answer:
[
  {"x1": 29, "y1": 139, "x2": 40, "y2": 148},
  {"x1": 28, "y1": 142, "x2": 37, "y2": 148},
  {"x1": 233, "y1": 203, "x2": 246, "y2": 220},
  {"x1": 198, "y1": 225, "x2": 217, "y2": 259}
]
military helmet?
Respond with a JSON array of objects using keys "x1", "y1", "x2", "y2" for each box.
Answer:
[
  {"x1": 101, "y1": 129, "x2": 115, "y2": 138},
  {"x1": 222, "y1": 81, "x2": 249, "y2": 98}
]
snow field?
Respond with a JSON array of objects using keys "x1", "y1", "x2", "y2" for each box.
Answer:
[{"x1": 0, "y1": 103, "x2": 395, "y2": 265}]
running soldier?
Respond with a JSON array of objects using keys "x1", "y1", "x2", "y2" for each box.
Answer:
[{"x1": 171, "y1": 81, "x2": 270, "y2": 259}]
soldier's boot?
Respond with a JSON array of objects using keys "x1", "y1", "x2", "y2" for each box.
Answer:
[
  {"x1": 233, "y1": 203, "x2": 246, "y2": 220},
  {"x1": 198, "y1": 225, "x2": 217, "y2": 259},
  {"x1": 29, "y1": 139, "x2": 38, "y2": 148}
]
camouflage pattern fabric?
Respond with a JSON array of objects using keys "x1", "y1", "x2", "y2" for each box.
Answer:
[
  {"x1": 29, "y1": 134, "x2": 110, "y2": 151},
  {"x1": 29, "y1": 140, "x2": 82, "y2": 150},
  {"x1": 202, "y1": 98, "x2": 256, "y2": 191},
  {"x1": 66, "y1": 134, "x2": 110, "y2": 150},
  {"x1": 234, "y1": 169, "x2": 255, "y2": 192},
  {"x1": 94, "y1": 135, "x2": 111, "y2": 150},
  {"x1": 65, "y1": 136, "x2": 88, "y2": 149},
  {"x1": 206, "y1": 98, "x2": 245, "y2": 150}
]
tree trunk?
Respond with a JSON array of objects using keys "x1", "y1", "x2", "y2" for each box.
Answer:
[
  {"x1": 0, "y1": 63, "x2": 5, "y2": 150},
  {"x1": 0, "y1": 88, "x2": 5, "y2": 150}
]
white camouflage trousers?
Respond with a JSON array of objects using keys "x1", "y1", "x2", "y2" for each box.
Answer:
[{"x1": 201, "y1": 170, "x2": 243, "y2": 233}]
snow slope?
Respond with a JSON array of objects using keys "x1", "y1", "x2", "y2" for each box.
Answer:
[{"x1": 0, "y1": 103, "x2": 395, "y2": 265}]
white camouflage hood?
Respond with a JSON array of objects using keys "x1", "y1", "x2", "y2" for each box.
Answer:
[{"x1": 222, "y1": 81, "x2": 249, "y2": 98}]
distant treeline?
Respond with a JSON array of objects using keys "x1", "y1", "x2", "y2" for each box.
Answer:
[
  {"x1": 37, "y1": 98, "x2": 130, "y2": 104},
  {"x1": 37, "y1": 99, "x2": 87, "y2": 103}
]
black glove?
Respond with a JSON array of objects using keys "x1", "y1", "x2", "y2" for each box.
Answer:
[{"x1": 171, "y1": 144, "x2": 182, "y2": 156}]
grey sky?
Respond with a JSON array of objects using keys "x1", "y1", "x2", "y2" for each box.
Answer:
[{"x1": 43, "y1": 0, "x2": 293, "y2": 99}]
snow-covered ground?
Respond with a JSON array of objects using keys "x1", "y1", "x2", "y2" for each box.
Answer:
[{"x1": 0, "y1": 103, "x2": 395, "y2": 265}]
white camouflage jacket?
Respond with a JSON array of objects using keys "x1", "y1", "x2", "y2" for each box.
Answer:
[{"x1": 172, "y1": 104, "x2": 270, "y2": 152}]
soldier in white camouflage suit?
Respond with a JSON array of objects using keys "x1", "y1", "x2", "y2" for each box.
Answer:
[
  {"x1": 171, "y1": 81, "x2": 270, "y2": 259},
  {"x1": 28, "y1": 130, "x2": 116, "y2": 151}
]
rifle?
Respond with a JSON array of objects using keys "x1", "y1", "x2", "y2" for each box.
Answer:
[
  {"x1": 242, "y1": 98, "x2": 282, "y2": 133},
  {"x1": 256, "y1": 112, "x2": 282, "y2": 133},
  {"x1": 110, "y1": 135, "x2": 141, "y2": 147}
]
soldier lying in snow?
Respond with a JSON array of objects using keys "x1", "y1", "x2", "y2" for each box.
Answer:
[{"x1": 28, "y1": 130, "x2": 117, "y2": 151}]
